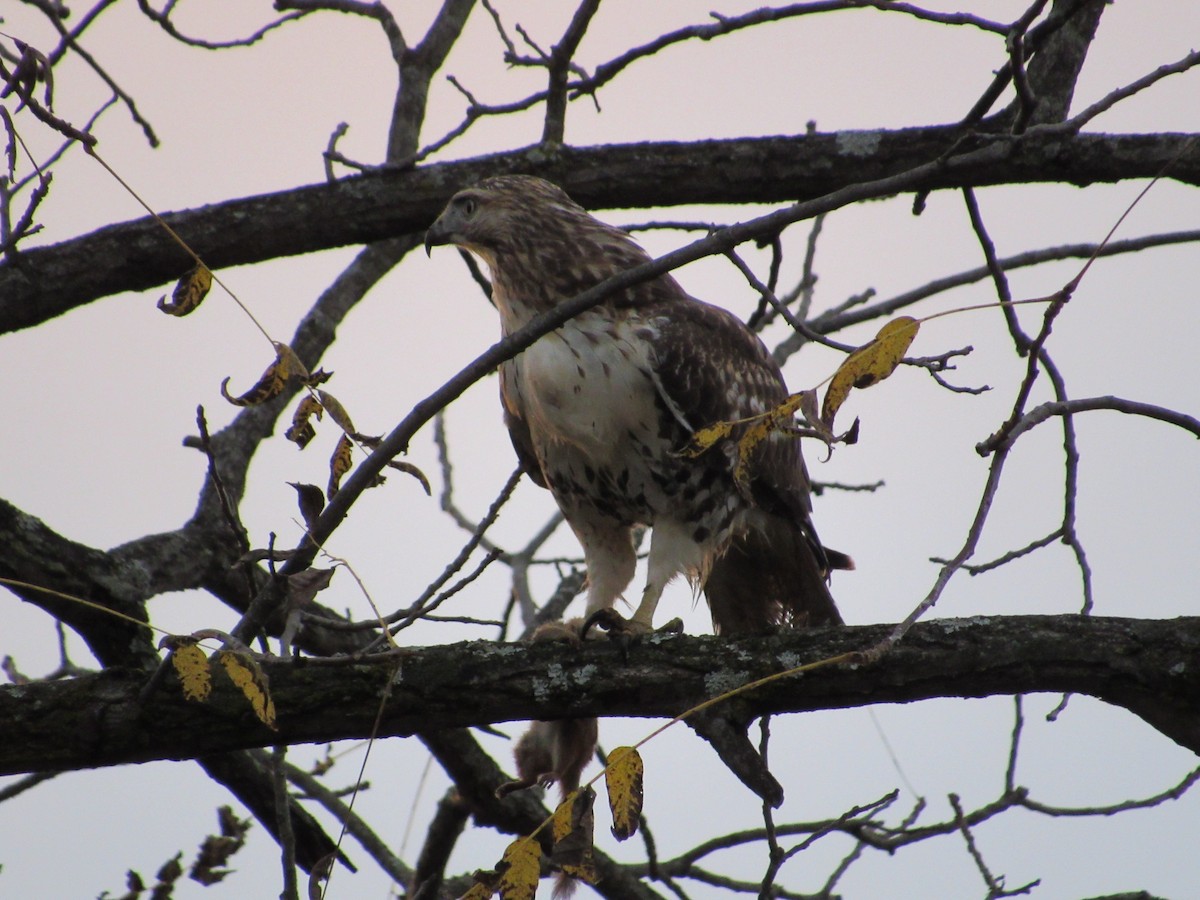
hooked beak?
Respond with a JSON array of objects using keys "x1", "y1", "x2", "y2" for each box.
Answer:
[{"x1": 424, "y1": 212, "x2": 453, "y2": 257}]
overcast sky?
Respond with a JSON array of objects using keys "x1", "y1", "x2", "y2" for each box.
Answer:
[{"x1": 2, "y1": 2, "x2": 1199, "y2": 898}]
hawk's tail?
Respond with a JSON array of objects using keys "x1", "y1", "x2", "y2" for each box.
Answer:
[{"x1": 704, "y1": 513, "x2": 849, "y2": 634}]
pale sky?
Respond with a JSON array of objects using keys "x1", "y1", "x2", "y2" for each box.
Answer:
[{"x1": 2, "y1": 2, "x2": 1198, "y2": 897}]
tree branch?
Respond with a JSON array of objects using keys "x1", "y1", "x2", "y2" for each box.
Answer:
[
  {"x1": 3, "y1": 129, "x2": 1198, "y2": 334},
  {"x1": 4, "y1": 615, "x2": 1198, "y2": 776}
]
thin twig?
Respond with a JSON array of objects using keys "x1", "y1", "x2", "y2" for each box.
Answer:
[{"x1": 1061, "y1": 47, "x2": 1200, "y2": 133}]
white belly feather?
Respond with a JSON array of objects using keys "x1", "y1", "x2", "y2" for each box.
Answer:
[{"x1": 518, "y1": 319, "x2": 657, "y2": 462}]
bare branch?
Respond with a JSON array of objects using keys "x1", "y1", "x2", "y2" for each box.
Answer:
[
  {"x1": 138, "y1": 0, "x2": 310, "y2": 50},
  {"x1": 950, "y1": 792, "x2": 1040, "y2": 897},
  {"x1": 6, "y1": 129, "x2": 1200, "y2": 334},
  {"x1": 285, "y1": 762, "x2": 413, "y2": 884},
  {"x1": 1063, "y1": 47, "x2": 1200, "y2": 132},
  {"x1": 541, "y1": 0, "x2": 601, "y2": 144},
  {"x1": 984, "y1": 396, "x2": 1200, "y2": 451},
  {"x1": 811, "y1": 229, "x2": 1200, "y2": 335},
  {"x1": 575, "y1": 2, "x2": 1008, "y2": 101}
]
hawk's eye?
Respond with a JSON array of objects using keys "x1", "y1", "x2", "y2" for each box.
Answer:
[{"x1": 459, "y1": 197, "x2": 477, "y2": 216}]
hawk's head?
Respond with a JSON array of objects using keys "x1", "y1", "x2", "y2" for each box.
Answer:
[
  {"x1": 424, "y1": 175, "x2": 588, "y2": 267},
  {"x1": 425, "y1": 175, "x2": 664, "y2": 322}
]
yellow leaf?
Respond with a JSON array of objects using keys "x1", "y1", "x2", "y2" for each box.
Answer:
[
  {"x1": 285, "y1": 395, "x2": 324, "y2": 448},
  {"x1": 327, "y1": 433, "x2": 353, "y2": 498},
  {"x1": 728, "y1": 392, "x2": 806, "y2": 497},
  {"x1": 460, "y1": 882, "x2": 497, "y2": 900},
  {"x1": 551, "y1": 787, "x2": 598, "y2": 885},
  {"x1": 460, "y1": 869, "x2": 501, "y2": 900},
  {"x1": 221, "y1": 342, "x2": 308, "y2": 407},
  {"x1": 217, "y1": 649, "x2": 277, "y2": 730},
  {"x1": 822, "y1": 316, "x2": 919, "y2": 427},
  {"x1": 317, "y1": 390, "x2": 355, "y2": 434},
  {"x1": 157, "y1": 264, "x2": 212, "y2": 317},
  {"x1": 496, "y1": 837, "x2": 541, "y2": 900},
  {"x1": 170, "y1": 640, "x2": 211, "y2": 702},
  {"x1": 679, "y1": 420, "x2": 737, "y2": 458},
  {"x1": 276, "y1": 342, "x2": 310, "y2": 381},
  {"x1": 604, "y1": 746, "x2": 644, "y2": 841}
]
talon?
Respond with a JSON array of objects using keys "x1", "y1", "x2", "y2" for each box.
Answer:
[
  {"x1": 582, "y1": 608, "x2": 652, "y2": 641},
  {"x1": 580, "y1": 607, "x2": 619, "y2": 639},
  {"x1": 656, "y1": 616, "x2": 684, "y2": 634},
  {"x1": 581, "y1": 609, "x2": 685, "y2": 639}
]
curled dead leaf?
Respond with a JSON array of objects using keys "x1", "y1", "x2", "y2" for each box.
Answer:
[
  {"x1": 288, "y1": 482, "x2": 325, "y2": 532},
  {"x1": 551, "y1": 786, "x2": 598, "y2": 886},
  {"x1": 286, "y1": 396, "x2": 324, "y2": 448},
  {"x1": 221, "y1": 343, "x2": 308, "y2": 407},
  {"x1": 287, "y1": 567, "x2": 336, "y2": 609},
  {"x1": 327, "y1": 434, "x2": 353, "y2": 498},
  {"x1": 157, "y1": 264, "x2": 212, "y2": 317},
  {"x1": 386, "y1": 459, "x2": 432, "y2": 496}
]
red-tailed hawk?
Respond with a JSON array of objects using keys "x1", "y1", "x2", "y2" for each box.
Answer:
[{"x1": 426, "y1": 175, "x2": 849, "y2": 634}]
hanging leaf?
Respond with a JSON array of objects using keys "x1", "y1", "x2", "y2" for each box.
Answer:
[
  {"x1": 604, "y1": 746, "x2": 644, "y2": 841},
  {"x1": 217, "y1": 650, "x2": 277, "y2": 730},
  {"x1": 286, "y1": 396, "x2": 324, "y2": 448},
  {"x1": 461, "y1": 869, "x2": 501, "y2": 900},
  {"x1": 327, "y1": 433, "x2": 353, "y2": 498},
  {"x1": 822, "y1": 316, "x2": 919, "y2": 427},
  {"x1": 2, "y1": 39, "x2": 53, "y2": 108},
  {"x1": 317, "y1": 390, "x2": 355, "y2": 433},
  {"x1": 287, "y1": 567, "x2": 336, "y2": 609},
  {"x1": 191, "y1": 805, "x2": 251, "y2": 886},
  {"x1": 168, "y1": 638, "x2": 211, "y2": 702},
  {"x1": 155, "y1": 852, "x2": 184, "y2": 887},
  {"x1": 386, "y1": 459, "x2": 432, "y2": 496},
  {"x1": 288, "y1": 481, "x2": 325, "y2": 532},
  {"x1": 729, "y1": 392, "x2": 807, "y2": 498},
  {"x1": 304, "y1": 367, "x2": 333, "y2": 387},
  {"x1": 551, "y1": 787, "x2": 598, "y2": 886},
  {"x1": 679, "y1": 419, "x2": 738, "y2": 458},
  {"x1": 496, "y1": 836, "x2": 541, "y2": 900},
  {"x1": 2, "y1": 106, "x2": 17, "y2": 178},
  {"x1": 157, "y1": 264, "x2": 212, "y2": 317},
  {"x1": 306, "y1": 853, "x2": 336, "y2": 900},
  {"x1": 221, "y1": 342, "x2": 308, "y2": 407}
]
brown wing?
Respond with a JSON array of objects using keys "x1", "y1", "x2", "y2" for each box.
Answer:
[
  {"x1": 499, "y1": 362, "x2": 547, "y2": 489},
  {"x1": 647, "y1": 297, "x2": 811, "y2": 518},
  {"x1": 648, "y1": 296, "x2": 843, "y2": 631}
]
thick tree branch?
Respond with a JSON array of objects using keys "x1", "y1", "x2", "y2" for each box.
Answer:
[
  {"x1": 1015, "y1": 0, "x2": 1105, "y2": 126},
  {"x1": 198, "y1": 749, "x2": 348, "y2": 875},
  {"x1": 0, "y1": 498, "x2": 157, "y2": 669},
  {"x1": 3, "y1": 615, "x2": 1198, "y2": 776},
  {"x1": 2, "y1": 129, "x2": 1197, "y2": 334}
]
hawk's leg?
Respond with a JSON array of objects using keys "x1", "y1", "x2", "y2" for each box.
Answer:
[
  {"x1": 574, "y1": 516, "x2": 637, "y2": 620},
  {"x1": 585, "y1": 520, "x2": 698, "y2": 638}
]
